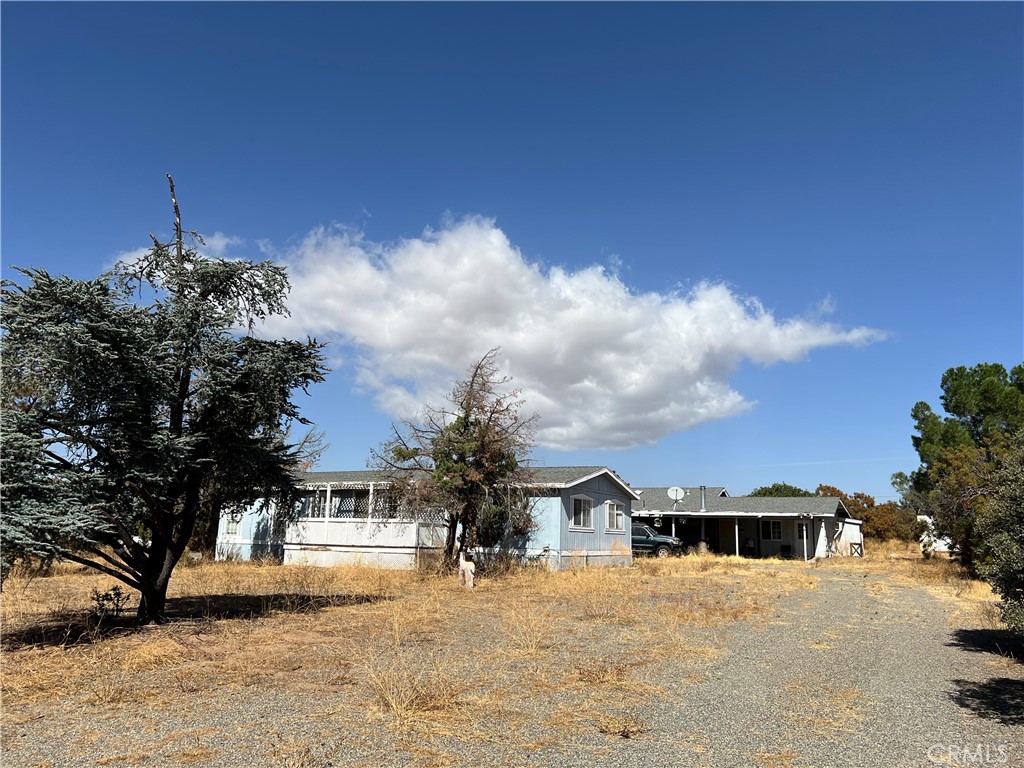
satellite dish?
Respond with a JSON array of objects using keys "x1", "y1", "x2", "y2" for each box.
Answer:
[{"x1": 667, "y1": 486, "x2": 686, "y2": 502}]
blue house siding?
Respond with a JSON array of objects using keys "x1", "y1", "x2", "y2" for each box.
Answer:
[
  {"x1": 558, "y1": 473, "x2": 633, "y2": 566},
  {"x1": 216, "y1": 500, "x2": 284, "y2": 561},
  {"x1": 526, "y1": 492, "x2": 563, "y2": 552},
  {"x1": 474, "y1": 469, "x2": 636, "y2": 568}
]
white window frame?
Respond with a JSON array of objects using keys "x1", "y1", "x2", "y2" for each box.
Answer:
[
  {"x1": 606, "y1": 501, "x2": 625, "y2": 533},
  {"x1": 570, "y1": 495, "x2": 594, "y2": 530},
  {"x1": 225, "y1": 517, "x2": 240, "y2": 536}
]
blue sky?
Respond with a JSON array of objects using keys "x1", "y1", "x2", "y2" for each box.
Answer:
[{"x1": 3, "y1": 2, "x2": 1022, "y2": 502}]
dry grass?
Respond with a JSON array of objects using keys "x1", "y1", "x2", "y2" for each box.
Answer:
[
  {"x1": 358, "y1": 648, "x2": 463, "y2": 723},
  {"x1": 1, "y1": 554, "x2": 767, "y2": 765},
  {"x1": 0, "y1": 549, "x2": 1000, "y2": 766},
  {"x1": 751, "y1": 745, "x2": 802, "y2": 768},
  {"x1": 783, "y1": 681, "x2": 865, "y2": 738},
  {"x1": 595, "y1": 712, "x2": 648, "y2": 738}
]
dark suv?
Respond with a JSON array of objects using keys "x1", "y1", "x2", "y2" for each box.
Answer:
[{"x1": 631, "y1": 524, "x2": 683, "y2": 558}]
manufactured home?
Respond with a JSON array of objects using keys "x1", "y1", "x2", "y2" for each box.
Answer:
[{"x1": 217, "y1": 466, "x2": 638, "y2": 569}]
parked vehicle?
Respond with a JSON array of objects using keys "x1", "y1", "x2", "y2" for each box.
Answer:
[{"x1": 631, "y1": 524, "x2": 683, "y2": 558}]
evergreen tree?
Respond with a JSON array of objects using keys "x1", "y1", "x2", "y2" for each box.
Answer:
[
  {"x1": 978, "y1": 431, "x2": 1024, "y2": 635},
  {"x1": 901, "y1": 363, "x2": 1024, "y2": 571},
  {"x1": 1, "y1": 177, "x2": 327, "y2": 622}
]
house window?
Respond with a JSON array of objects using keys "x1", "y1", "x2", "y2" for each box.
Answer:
[
  {"x1": 331, "y1": 490, "x2": 355, "y2": 518},
  {"x1": 374, "y1": 488, "x2": 401, "y2": 518},
  {"x1": 299, "y1": 491, "x2": 327, "y2": 518},
  {"x1": 760, "y1": 520, "x2": 782, "y2": 541},
  {"x1": 797, "y1": 522, "x2": 808, "y2": 540},
  {"x1": 606, "y1": 501, "x2": 625, "y2": 532},
  {"x1": 353, "y1": 491, "x2": 370, "y2": 517},
  {"x1": 571, "y1": 496, "x2": 593, "y2": 529},
  {"x1": 225, "y1": 517, "x2": 240, "y2": 536}
]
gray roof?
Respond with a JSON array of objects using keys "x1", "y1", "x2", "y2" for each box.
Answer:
[
  {"x1": 525, "y1": 466, "x2": 640, "y2": 499},
  {"x1": 706, "y1": 496, "x2": 849, "y2": 517},
  {"x1": 300, "y1": 470, "x2": 393, "y2": 486},
  {"x1": 299, "y1": 466, "x2": 637, "y2": 496},
  {"x1": 633, "y1": 486, "x2": 728, "y2": 511},
  {"x1": 633, "y1": 493, "x2": 850, "y2": 518},
  {"x1": 527, "y1": 466, "x2": 609, "y2": 485}
]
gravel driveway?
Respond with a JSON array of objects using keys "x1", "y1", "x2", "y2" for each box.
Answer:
[
  {"x1": 4, "y1": 564, "x2": 1022, "y2": 768},
  {"x1": 645, "y1": 566, "x2": 1024, "y2": 768}
]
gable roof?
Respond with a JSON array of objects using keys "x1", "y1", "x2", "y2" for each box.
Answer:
[
  {"x1": 523, "y1": 466, "x2": 641, "y2": 500},
  {"x1": 632, "y1": 492, "x2": 850, "y2": 518},
  {"x1": 626, "y1": 489, "x2": 851, "y2": 520}
]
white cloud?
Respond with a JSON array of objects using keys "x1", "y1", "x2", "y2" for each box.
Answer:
[
  {"x1": 107, "y1": 245, "x2": 150, "y2": 271},
  {"x1": 200, "y1": 232, "x2": 243, "y2": 258},
  {"x1": 259, "y1": 217, "x2": 886, "y2": 450}
]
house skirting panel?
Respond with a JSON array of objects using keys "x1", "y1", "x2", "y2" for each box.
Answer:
[
  {"x1": 475, "y1": 547, "x2": 631, "y2": 570},
  {"x1": 282, "y1": 544, "x2": 443, "y2": 570}
]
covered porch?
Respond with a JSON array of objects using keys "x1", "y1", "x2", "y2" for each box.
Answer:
[
  {"x1": 634, "y1": 511, "x2": 824, "y2": 560},
  {"x1": 630, "y1": 493, "x2": 863, "y2": 560}
]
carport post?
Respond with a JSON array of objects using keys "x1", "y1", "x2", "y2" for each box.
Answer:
[
  {"x1": 802, "y1": 517, "x2": 808, "y2": 561},
  {"x1": 734, "y1": 517, "x2": 740, "y2": 556}
]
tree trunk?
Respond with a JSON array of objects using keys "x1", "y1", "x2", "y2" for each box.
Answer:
[
  {"x1": 137, "y1": 573, "x2": 172, "y2": 624},
  {"x1": 135, "y1": 511, "x2": 195, "y2": 624},
  {"x1": 193, "y1": 511, "x2": 220, "y2": 555},
  {"x1": 442, "y1": 510, "x2": 460, "y2": 571}
]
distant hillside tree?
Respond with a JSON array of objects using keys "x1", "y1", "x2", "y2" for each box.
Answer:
[
  {"x1": 0, "y1": 177, "x2": 327, "y2": 622},
  {"x1": 748, "y1": 482, "x2": 814, "y2": 498},
  {"x1": 373, "y1": 348, "x2": 537, "y2": 569}
]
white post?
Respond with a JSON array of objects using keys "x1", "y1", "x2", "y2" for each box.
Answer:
[
  {"x1": 802, "y1": 519, "x2": 808, "y2": 561},
  {"x1": 734, "y1": 517, "x2": 740, "y2": 556},
  {"x1": 368, "y1": 483, "x2": 375, "y2": 524},
  {"x1": 323, "y1": 485, "x2": 331, "y2": 545}
]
